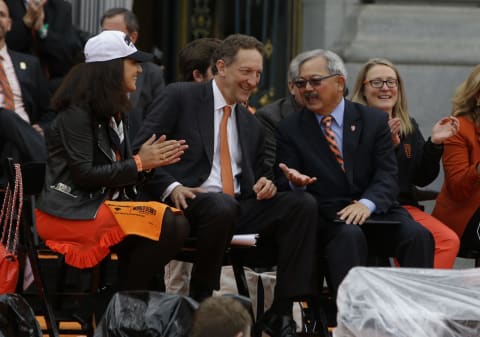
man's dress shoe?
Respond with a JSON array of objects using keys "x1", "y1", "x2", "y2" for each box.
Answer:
[{"x1": 259, "y1": 309, "x2": 296, "y2": 337}]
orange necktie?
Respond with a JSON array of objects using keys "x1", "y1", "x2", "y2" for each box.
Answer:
[
  {"x1": 321, "y1": 115, "x2": 344, "y2": 171},
  {"x1": 0, "y1": 57, "x2": 14, "y2": 111},
  {"x1": 220, "y1": 105, "x2": 234, "y2": 195}
]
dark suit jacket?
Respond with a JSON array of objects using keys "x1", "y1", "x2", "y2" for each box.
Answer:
[
  {"x1": 9, "y1": 50, "x2": 53, "y2": 128},
  {"x1": 396, "y1": 118, "x2": 442, "y2": 206},
  {"x1": 134, "y1": 81, "x2": 268, "y2": 201},
  {"x1": 127, "y1": 62, "x2": 165, "y2": 141},
  {"x1": 256, "y1": 95, "x2": 303, "y2": 175},
  {"x1": 276, "y1": 99, "x2": 398, "y2": 216}
]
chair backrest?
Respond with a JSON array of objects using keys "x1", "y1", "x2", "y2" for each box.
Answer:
[{"x1": 5, "y1": 158, "x2": 45, "y2": 196}]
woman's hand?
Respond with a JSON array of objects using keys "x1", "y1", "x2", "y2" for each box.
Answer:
[
  {"x1": 388, "y1": 117, "x2": 401, "y2": 145},
  {"x1": 137, "y1": 134, "x2": 188, "y2": 170},
  {"x1": 431, "y1": 116, "x2": 460, "y2": 144},
  {"x1": 23, "y1": 0, "x2": 47, "y2": 29}
]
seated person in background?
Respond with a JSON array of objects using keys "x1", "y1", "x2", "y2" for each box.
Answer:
[
  {"x1": 0, "y1": 0, "x2": 52, "y2": 185},
  {"x1": 178, "y1": 37, "x2": 221, "y2": 82},
  {"x1": 5, "y1": 0, "x2": 83, "y2": 92},
  {"x1": 191, "y1": 296, "x2": 252, "y2": 337},
  {"x1": 0, "y1": 110, "x2": 47, "y2": 187},
  {"x1": 256, "y1": 50, "x2": 306, "y2": 174},
  {"x1": 134, "y1": 34, "x2": 324, "y2": 337},
  {"x1": 275, "y1": 49, "x2": 435, "y2": 295},
  {"x1": 101, "y1": 7, "x2": 166, "y2": 141},
  {"x1": 35, "y1": 31, "x2": 190, "y2": 294},
  {"x1": 350, "y1": 58, "x2": 460, "y2": 268},
  {"x1": 433, "y1": 64, "x2": 480, "y2": 252},
  {"x1": 178, "y1": 37, "x2": 255, "y2": 113}
]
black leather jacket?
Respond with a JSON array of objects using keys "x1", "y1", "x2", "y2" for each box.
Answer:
[{"x1": 37, "y1": 105, "x2": 147, "y2": 220}]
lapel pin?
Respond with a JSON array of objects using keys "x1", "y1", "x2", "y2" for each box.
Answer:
[
  {"x1": 351, "y1": 125, "x2": 356, "y2": 132},
  {"x1": 19, "y1": 62, "x2": 27, "y2": 70}
]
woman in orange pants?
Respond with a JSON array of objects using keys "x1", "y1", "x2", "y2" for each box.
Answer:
[{"x1": 350, "y1": 58, "x2": 460, "y2": 268}]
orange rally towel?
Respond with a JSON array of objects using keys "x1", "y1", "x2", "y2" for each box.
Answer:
[{"x1": 105, "y1": 201, "x2": 181, "y2": 241}]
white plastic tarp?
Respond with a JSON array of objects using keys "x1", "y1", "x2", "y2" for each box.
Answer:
[{"x1": 334, "y1": 267, "x2": 480, "y2": 337}]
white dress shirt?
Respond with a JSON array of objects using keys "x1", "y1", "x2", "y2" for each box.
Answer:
[
  {"x1": 161, "y1": 80, "x2": 243, "y2": 200},
  {"x1": 199, "y1": 79, "x2": 242, "y2": 194}
]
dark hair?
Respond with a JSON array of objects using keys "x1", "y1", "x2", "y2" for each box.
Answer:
[
  {"x1": 191, "y1": 297, "x2": 251, "y2": 337},
  {"x1": 52, "y1": 59, "x2": 131, "y2": 121},
  {"x1": 100, "y1": 7, "x2": 139, "y2": 34},
  {"x1": 178, "y1": 37, "x2": 221, "y2": 81},
  {"x1": 211, "y1": 34, "x2": 264, "y2": 75}
]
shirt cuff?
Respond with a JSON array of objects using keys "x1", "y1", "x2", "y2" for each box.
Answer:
[
  {"x1": 289, "y1": 181, "x2": 307, "y2": 190},
  {"x1": 358, "y1": 198, "x2": 376, "y2": 214},
  {"x1": 161, "y1": 182, "x2": 181, "y2": 202}
]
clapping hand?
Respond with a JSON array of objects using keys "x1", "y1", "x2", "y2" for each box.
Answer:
[
  {"x1": 388, "y1": 117, "x2": 401, "y2": 145},
  {"x1": 138, "y1": 134, "x2": 188, "y2": 170},
  {"x1": 23, "y1": 0, "x2": 47, "y2": 30},
  {"x1": 431, "y1": 116, "x2": 460, "y2": 144}
]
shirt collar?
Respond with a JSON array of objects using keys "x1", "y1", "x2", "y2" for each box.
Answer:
[
  {"x1": 0, "y1": 45, "x2": 8, "y2": 60},
  {"x1": 316, "y1": 97, "x2": 345, "y2": 127},
  {"x1": 212, "y1": 79, "x2": 236, "y2": 112}
]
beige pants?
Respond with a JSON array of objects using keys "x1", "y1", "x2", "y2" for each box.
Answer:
[{"x1": 164, "y1": 260, "x2": 192, "y2": 295}]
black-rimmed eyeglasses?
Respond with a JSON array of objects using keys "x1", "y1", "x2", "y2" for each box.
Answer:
[
  {"x1": 293, "y1": 74, "x2": 339, "y2": 89},
  {"x1": 364, "y1": 78, "x2": 398, "y2": 89}
]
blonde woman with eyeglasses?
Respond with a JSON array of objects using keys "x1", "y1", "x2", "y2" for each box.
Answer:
[
  {"x1": 351, "y1": 58, "x2": 460, "y2": 268},
  {"x1": 432, "y1": 64, "x2": 480, "y2": 252}
]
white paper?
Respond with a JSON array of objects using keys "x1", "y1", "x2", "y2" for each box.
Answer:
[{"x1": 230, "y1": 234, "x2": 258, "y2": 246}]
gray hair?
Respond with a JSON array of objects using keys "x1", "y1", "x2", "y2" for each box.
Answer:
[{"x1": 293, "y1": 49, "x2": 347, "y2": 80}]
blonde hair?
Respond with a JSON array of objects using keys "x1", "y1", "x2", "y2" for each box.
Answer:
[
  {"x1": 350, "y1": 58, "x2": 413, "y2": 136},
  {"x1": 451, "y1": 64, "x2": 480, "y2": 126}
]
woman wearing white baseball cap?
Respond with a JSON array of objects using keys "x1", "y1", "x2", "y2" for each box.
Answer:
[{"x1": 35, "y1": 30, "x2": 190, "y2": 298}]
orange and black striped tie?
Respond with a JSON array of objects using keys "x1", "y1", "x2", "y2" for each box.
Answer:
[
  {"x1": 321, "y1": 115, "x2": 344, "y2": 171},
  {"x1": 0, "y1": 57, "x2": 14, "y2": 111}
]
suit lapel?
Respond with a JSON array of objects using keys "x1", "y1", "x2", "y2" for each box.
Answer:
[
  {"x1": 300, "y1": 108, "x2": 324, "y2": 148},
  {"x1": 342, "y1": 100, "x2": 362, "y2": 186},
  {"x1": 10, "y1": 51, "x2": 27, "y2": 89},
  {"x1": 196, "y1": 82, "x2": 215, "y2": 164},
  {"x1": 300, "y1": 108, "x2": 343, "y2": 173},
  {"x1": 236, "y1": 104, "x2": 253, "y2": 171},
  {"x1": 96, "y1": 122, "x2": 116, "y2": 162}
]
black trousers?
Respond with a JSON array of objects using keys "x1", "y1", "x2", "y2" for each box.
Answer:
[
  {"x1": 321, "y1": 205, "x2": 435, "y2": 293},
  {"x1": 183, "y1": 190, "x2": 319, "y2": 301},
  {"x1": 0, "y1": 109, "x2": 47, "y2": 186},
  {"x1": 112, "y1": 209, "x2": 190, "y2": 290}
]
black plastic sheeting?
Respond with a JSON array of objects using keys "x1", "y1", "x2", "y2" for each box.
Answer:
[
  {"x1": 94, "y1": 291, "x2": 199, "y2": 337},
  {"x1": 0, "y1": 293, "x2": 42, "y2": 337}
]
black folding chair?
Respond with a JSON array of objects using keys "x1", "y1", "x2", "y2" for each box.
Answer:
[{"x1": 6, "y1": 158, "x2": 106, "y2": 337}]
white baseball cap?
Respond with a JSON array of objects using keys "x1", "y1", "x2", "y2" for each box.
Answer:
[{"x1": 84, "y1": 30, "x2": 153, "y2": 63}]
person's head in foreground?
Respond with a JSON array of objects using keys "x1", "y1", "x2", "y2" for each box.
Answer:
[{"x1": 191, "y1": 296, "x2": 252, "y2": 337}]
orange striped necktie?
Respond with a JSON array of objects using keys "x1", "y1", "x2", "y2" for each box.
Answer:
[
  {"x1": 0, "y1": 56, "x2": 14, "y2": 111},
  {"x1": 321, "y1": 115, "x2": 345, "y2": 171},
  {"x1": 220, "y1": 105, "x2": 234, "y2": 196}
]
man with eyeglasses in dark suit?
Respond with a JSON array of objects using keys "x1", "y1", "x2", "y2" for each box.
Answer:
[{"x1": 275, "y1": 49, "x2": 435, "y2": 296}]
